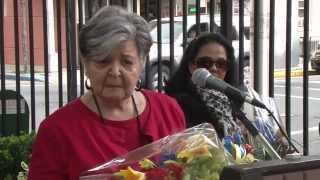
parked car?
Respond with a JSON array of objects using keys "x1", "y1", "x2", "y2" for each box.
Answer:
[
  {"x1": 311, "y1": 43, "x2": 320, "y2": 71},
  {"x1": 142, "y1": 14, "x2": 250, "y2": 89}
]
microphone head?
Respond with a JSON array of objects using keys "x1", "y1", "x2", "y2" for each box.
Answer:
[{"x1": 191, "y1": 68, "x2": 211, "y2": 87}]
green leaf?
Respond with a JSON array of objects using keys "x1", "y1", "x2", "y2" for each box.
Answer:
[
  {"x1": 139, "y1": 158, "x2": 156, "y2": 169},
  {"x1": 0, "y1": 132, "x2": 35, "y2": 178},
  {"x1": 21, "y1": 161, "x2": 29, "y2": 171}
]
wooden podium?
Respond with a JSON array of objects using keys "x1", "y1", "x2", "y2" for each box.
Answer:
[{"x1": 220, "y1": 155, "x2": 320, "y2": 180}]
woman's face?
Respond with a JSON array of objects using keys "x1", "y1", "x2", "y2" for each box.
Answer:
[
  {"x1": 85, "y1": 39, "x2": 143, "y2": 101},
  {"x1": 189, "y1": 42, "x2": 229, "y2": 80}
]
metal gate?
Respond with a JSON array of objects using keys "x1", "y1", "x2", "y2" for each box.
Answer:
[{"x1": 0, "y1": 0, "x2": 317, "y2": 156}]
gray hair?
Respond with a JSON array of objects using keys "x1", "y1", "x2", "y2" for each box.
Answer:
[{"x1": 79, "y1": 6, "x2": 152, "y2": 62}]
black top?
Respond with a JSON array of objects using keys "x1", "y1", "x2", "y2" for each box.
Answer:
[{"x1": 167, "y1": 82, "x2": 225, "y2": 139}]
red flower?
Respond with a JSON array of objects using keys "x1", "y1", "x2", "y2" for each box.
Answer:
[
  {"x1": 245, "y1": 144, "x2": 253, "y2": 154},
  {"x1": 165, "y1": 163, "x2": 184, "y2": 179},
  {"x1": 145, "y1": 167, "x2": 168, "y2": 180}
]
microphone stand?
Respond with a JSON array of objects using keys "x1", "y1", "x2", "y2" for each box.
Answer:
[
  {"x1": 232, "y1": 108, "x2": 282, "y2": 160},
  {"x1": 265, "y1": 108, "x2": 300, "y2": 153}
]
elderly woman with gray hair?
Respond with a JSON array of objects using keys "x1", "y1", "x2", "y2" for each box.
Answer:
[{"x1": 28, "y1": 6, "x2": 185, "y2": 180}]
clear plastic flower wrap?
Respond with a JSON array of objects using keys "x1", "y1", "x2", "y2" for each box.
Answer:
[
  {"x1": 80, "y1": 123, "x2": 234, "y2": 180},
  {"x1": 246, "y1": 86, "x2": 292, "y2": 157}
]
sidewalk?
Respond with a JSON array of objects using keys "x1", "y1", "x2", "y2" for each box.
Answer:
[
  {"x1": 4, "y1": 70, "x2": 85, "y2": 86},
  {"x1": 274, "y1": 65, "x2": 319, "y2": 78},
  {"x1": 4, "y1": 67, "x2": 319, "y2": 83},
  {"x1": 5, "y1": 73, "x2": 45, "y2": 82}
]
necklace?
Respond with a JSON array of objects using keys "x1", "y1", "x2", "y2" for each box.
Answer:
[{"x1": 91, "y1": 92, "x2": 142, "y2": 131}]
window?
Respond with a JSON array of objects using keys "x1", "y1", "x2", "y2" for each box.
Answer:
[
  {"x1": 150, "y1": 22, "x2": 183, "y2": 43},
  {"x1": 298, "y1": 0, "x2": 304, "y2": 17},
  {"x1": 298, "y1": 9, "x2": 304, "y2": 17},
  {"x1": 297, "y1": 0, "x2": 304, "y2": 27},
  {"x1": 298, "y1": 1, "x2": 304, "y2": 8}
]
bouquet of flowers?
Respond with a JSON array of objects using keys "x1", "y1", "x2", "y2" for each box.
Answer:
[{"x1": 80, "y1": 123, "x2": 241, "y2": 180}]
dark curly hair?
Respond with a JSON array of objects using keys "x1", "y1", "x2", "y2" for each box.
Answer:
[{"x1": 165, "y1": 32, "x2": 236, "y2": 94}]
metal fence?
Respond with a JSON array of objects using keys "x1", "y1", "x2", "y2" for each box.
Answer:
[{"x1": 0, "y1": 0, "x2": 315, "y2": 155}]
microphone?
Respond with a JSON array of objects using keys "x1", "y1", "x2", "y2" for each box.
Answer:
[{"x1": 191, "y1": 68, "x2": 266, "y2": 109}]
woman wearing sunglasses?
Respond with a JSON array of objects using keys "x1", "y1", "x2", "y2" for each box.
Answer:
[{"x1": 165, "y1": 32, "x2": 237, "y2": 139}]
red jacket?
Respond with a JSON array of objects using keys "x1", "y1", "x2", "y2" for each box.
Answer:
[{"x1": 28, "y1": 90, "x2": 185, "y2": 180}]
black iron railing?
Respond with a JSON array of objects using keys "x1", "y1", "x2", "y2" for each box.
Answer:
[{"x1": 0, "y1": 0, "x2": 314, "y2": 156}]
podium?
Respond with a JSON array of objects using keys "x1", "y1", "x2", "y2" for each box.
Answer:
[{"x1": 220, "y1": 155, "x2": 320, "y2": 180}]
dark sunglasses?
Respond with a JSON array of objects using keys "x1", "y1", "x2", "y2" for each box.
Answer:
[{"x1": 195, "y1": 56, "x2": 229, "y2": 71}]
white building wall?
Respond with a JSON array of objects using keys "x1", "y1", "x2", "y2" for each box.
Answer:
[{"x1": 310, "y1": 0, "x2": 320, "y2": 39}]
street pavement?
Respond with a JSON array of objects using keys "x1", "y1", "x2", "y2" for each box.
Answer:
[{"x1": 273, "y1": 74, "x2": 320, "y2": 155}]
